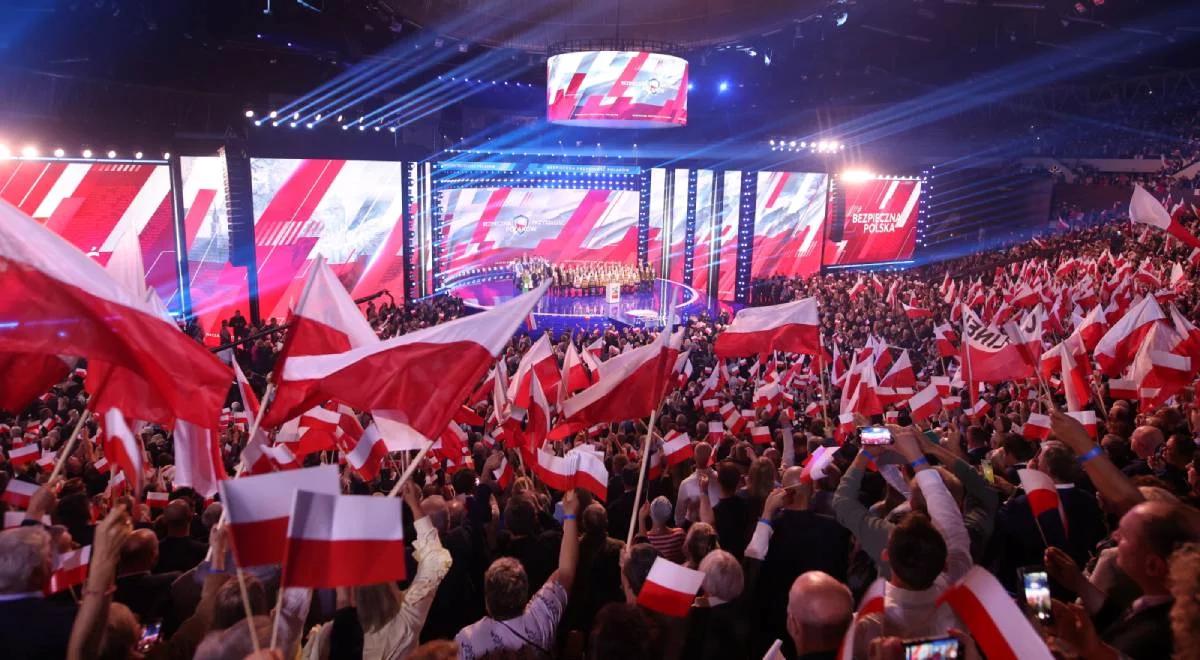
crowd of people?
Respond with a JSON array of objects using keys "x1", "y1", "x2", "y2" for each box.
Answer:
[
  {"x1": 513, "y1": 257, "x2": 654, "y2": 296},
  {"x1": 5, "y1": 195, "x2": 1200, "y2": 660}
]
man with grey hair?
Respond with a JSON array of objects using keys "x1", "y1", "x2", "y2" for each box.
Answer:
[
  {"x1": 0, "y1": 525, "x2": 78, "y2": 658},
  {"x1": 683, "y1": 549, "x2": 749, "y2": 658},
  {"x1": 786, "y1": 571, "x2": 853, "y2": 658}
]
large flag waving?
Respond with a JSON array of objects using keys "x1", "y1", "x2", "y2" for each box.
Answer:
[
  {"x1": 560, "y1": 328, "x2": 683, "y2": 429},
  {"x1": 273, "y1": 283, "x2": 548, "y2": 442},
  {"x1": 960, "y1": 305, "x2": 1034, "y2": 384},
  {"x1": 0, "y1": 200, "x2": 230, "y2": 427},
  {"x1": 714, "y1": 297, "x2": 820, "y2": 357},
  {"x1": 1129, "y1": 185, "x2": 1200, "y2": 249}
]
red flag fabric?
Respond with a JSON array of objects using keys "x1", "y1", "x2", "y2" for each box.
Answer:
[
  {"x1": 0, "y1": 201, "x2": 230, "y2": 427},
  {"x1": 339, "y1": 422, "x2": 389, "y2": 481},
  {"x1": 509, "y1": 334, "x2": 562, "y2": 409},
  {"x1": 102, "y1": 408, "x2": 144, "y2": 498},
  {"x1": 282, "y1": 490, "x2": 407, "y2": 588},
  {"x1": 7, "y1": 444, "x2": 39, "y2": 467},
  {"x1": 907, "y1": 384, "x2": 942, "y2": 423},
  {"x1": 636, "y1": 557, "x2": 705, "y2": 617},
  {"x1": 663, "y1": 432, "x2": 694, "y2": 466},
  {"x1": 750, "y1": 426, "x2": 772, "y2": 445},
  {"x1": 1, "y1": 479, "x2": 38, "y2": 509},
  {"x1": 493, "y1": 456, "x2": 515, "y2": 489},
  {"x1": 1127, "y1": 321, "x2": 1193, "y2": 410},
  {"x1": 1066, "y1": 410, "x2": 1098, "y2": 438},
  {"x1": 531, "y1": 449, "x2": 608, "y2": 501},
  {"x1": 1129, "y1": 185, "x2": 1200, "y2": 249},
  {"x1": 940, "y1": 566, "x2": 1054, "y2": 660},
  {"x1": 706, "y1": 421, "x2": 725, "y2": 443},
  {"x1": 218, "y1": 465, "x2": 341, "y2": 567},
  {"x1": 1022, "y1": 413, "x2": 1052, "y2": 441},
  {"x1": 714, "y1": 298, "x2": 820, "y2": 357},
  {"x1": 901, "y1": 302, "x2": 932, "y2": 319},
  {"x1": 172, "y1": 419, "x2": 226, "y2": 498},
  {"x1": 560, "y1": 329, "x2": 682, "y2": 429},
  {"x1": 0, "y1": 353, "x2": 71, "y2": 414},
  {"x1": 274, "y1": 283, "x2": 547, "y2": 441},
  {"x1": 146, "y1": 491, "x2": 169, "y2": 509},
  {"x1": 47, "y1": 546, "x2": 91, "y2": 595},
  {"x1": 1094, "y1": 296, "x2": 1165, "y2": 377},
  {"x1": 562, "y1": 342, "x2": 591, "y2": 395},
  {"x1": 961, "y1": 306, "x2": 1034, "y2": 384},
  {"x1": 1019, "y1": 468, "x2": 1067, "y2": 534},
  {"x1": 1107, "y1": 378, "x2": 1137, "y2": 401},
  {"x1": 879, "y1": 350, "x2": 916, "y2": 389}
]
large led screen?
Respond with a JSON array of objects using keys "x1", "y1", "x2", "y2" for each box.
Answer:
[
  {"x1": 439, "y1": 187, "x2": 639, "y2": 281},
  {"x1": 547, "y1": 51, "x2": 688, "y2": 128},
  {"x1": 824, "y1": 177, "x2": 921, "y2": 266},
  {"x1": 715, "y1": 171, "x2": 742, "y2": 301},
  {"x1": 0, "y1": 159, "x2": 179, "y2": 312},
  {"x1": 179, "y1": 156, "x2": 238, "y2": 341},
  {"x1": 752, "y1": 172, "x2": 828, "y2": 279},
  {"x1": 250, "y1": 158, "x2": 407, "y2": 324}
]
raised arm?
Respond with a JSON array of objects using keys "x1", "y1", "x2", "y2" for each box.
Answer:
[
  {"x1": 1049, "y1": 409, "x2": 1143, "y2": 515},
  {"x1": 556, "y1": 490, "x2": 581, "y2": 591},
  {"x1": 68, "y1": 504, "x2": 132, "y2": 660}
]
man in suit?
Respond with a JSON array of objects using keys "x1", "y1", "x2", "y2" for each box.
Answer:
[
  {"x1": 993, "y1": 441, "x2": 1106, "y2": 594},
  {"x1": 115, "y1": 529, "x2": 181, "y2": 625},
  {"x1": 0, "y1": 525, "x2": 77, "y2": 659},
  {"x1": 154, "y1": 499, "x2": 207, "y2": 574}
]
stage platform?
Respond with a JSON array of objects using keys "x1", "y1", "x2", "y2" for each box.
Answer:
[{"x1": 449, "y1": 273, "x2": 715, "y2": 334}]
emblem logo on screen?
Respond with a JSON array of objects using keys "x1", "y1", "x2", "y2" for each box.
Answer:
[
  {"x1": 512, "y1": 215, "x2": 530, "y2": 235},
  {"x1": 647, "y1": 79, "x2": 662, "y2": 94}
]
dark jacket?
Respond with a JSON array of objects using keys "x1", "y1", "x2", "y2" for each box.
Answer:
[{"x1": 0, "y1": 596, "x2": 77, "y2": 660}]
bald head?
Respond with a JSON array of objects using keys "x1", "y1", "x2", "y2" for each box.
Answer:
[
  {"x1": 421, "y1": 495, "x2": 449, "y2": 534},
  {"x1": 162, "y1": 499, "x2": 192, "y2": 536},
  {"x1": 1131, "y1": 426, "x2": 1164, "y2": 460},
  {"x1": 694, "y1": 442, "x2": 713, "y2": 469},
  {"x1": 787, "y1": 571, "x2": 853, "y2": 654}
]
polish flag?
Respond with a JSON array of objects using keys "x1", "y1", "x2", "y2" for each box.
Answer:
[
  {"x1": 907, "y1": 384, "x2": 942, "y2": 423},
  {"x1": 244, "y1": 442, "x2": 301, "y2": 475},
  {"x1": 1107, "y1": 378, "x2": 1137, "y2": 401},
  {"x1": 509, "y1": 334, "x2": 562, "y2": 409},
  {"x1": 0, "y1": 202, "x2": 232, "y2": 429},
  {"x1": 1066, "y1": 410, "x2": 1098, "y2": 438},
  {"x1": 1022, "y1": 413, "x2": 1052, "y2": 441},
  {"x1": 702, "y1": 399, "x2": 720, "y2": 413},
  {"x1": 1075, "y1": 306, "x2": 1108, "y2": 351},
  {"x1": 532, "y1": 449, "x2": 609, "y2": 501},
  {"x1": 525, "y1": 370, "x2": 554, "y2": 447},
  {"x1": 172, "y1": 419, "x2": 226, "y2": 498},
  {"x1": 968, "y1": 398, "x2": 991, "y2": 420},
  {"x1": 1127, "y1": 321, "x2": 1193, "y2": 410},
  {"x1": 901, "y1": 302, "x2": 932, "y2": 319},
  {"x1": 753, "y1": 382, "x2": 782, "y2": 409},
  {"x1": 931, "y1": 375, "x2": 952, "y2": 397},
  {"x1": 961, "y1": 306, "x2": 1034, "y2": 383},
  {"x1": 883, "y1": 411, "x2": 899, "y2": 424},
  {"x1": 7, "y1": 443, "x2": 39, "y2": 467},
  {"x1": 494, "y1": 456, "x2": 515, "y2": 489},
  {"x1": 146, "y1": 491, "x2": 169, "y2": 509},
  {"x1": 940, "y1": 566, "x2": 1055, "y2": 660},
  {"x1": 1040, "y1": 342, "x2": 1092, "y2": 413},
  {"x1": 636, "y1": 557, "x2": 706, "y2": 617},
  {"x1": 338, "y1": 423, "x2": 389, "y2": 481},
  {"x1": 1129, "y1": 184, "x2": 1200, "y2": 250},
  {"x1": 801, "y1": 445, "x2": 836, "y2": 483},
  {"x1": 1169, "y1": 305, "x2": 1200, "y2": 364},
  {"x1": 1, "y1": 479, "x2": 38, "y2": 509},
  {"x1": 218, "y1": 464, "x2": 341, "y2": 567},
  {"x1": 838, "y1": 578, "x2": 886, "y2": 660},
  {"x1": 0, "y1": 353, "x2": 72, "y2": 416},
  {"x1": 714, "y1": 297, "x2": 820, "y2": 357},
  {"x1": 560, "y1": 329, "x2": 682, "y2": 429},
  {"x1": 750, "y1": 426, "x2": 772, "y2": 445},
  {"x1": 265, "y1": 260, "x2": 380, "y2": 427},
  {"x1": 663, "y1": 432, "x2": 694, "y2": 466},
  {"x1": 274, "y1": 283, "x2": 547, "y2": 442},
  {"x1": 707, "y1": 421, "x2": 725, "y2": 443},
  {"x1": 720, "y1": 403, "x2": 746, "y2": 435},
  {"x1": 879, "y1": 351, "x2": 916, "y2": 389},
  {"x1": 47, "y1": 546, "x2": 91, "y2": 595},
  {"x1": 932, "y1": 325, "x2": 958, "y2": 360},
  {"x1": 92, "y1": 456, "x2": 109, "y2": 474},
  {"x1": 282, "y1": 490, "x2": 407, "y2": 588},
  {"x1": 562, "y1": 342, "x2": 591, "y2": 395},
  {"x1": 102, "y1": 408, "x2": 143, "y2": 498},
  {"x1": 836, "y1": 412, "x2": 856, "y2": 436},
  {"x1": 1094, "y1": 295, "x2": 1165, "y2": 377}
]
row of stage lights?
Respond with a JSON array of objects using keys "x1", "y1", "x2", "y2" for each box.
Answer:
[
  {"x1": 0, "y1": 145, "x2": 168, "y2": 160},
  {"x1": 839, "y1": 170, "x2": 928, "y2": 182},
  {"x1": 769, "y1": 139, "x2": 844, "y2": 153}
]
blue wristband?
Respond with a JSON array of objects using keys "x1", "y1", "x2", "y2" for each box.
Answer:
[
  {"x1": 860, "y1": 448, "x2": 877, "y2": 462},
  {"x1": 758, "y1": 518, "x2": 773, "y2": 529},
  {"x1": 562, "y1": 514, "x2": 577, "y2": 521},
  {"x1": 1077, "y1": 446, "x2": 1104, "y2": 466},
  {"x1": 909, "y1": 456, "x2": 930, "y2": 470}
]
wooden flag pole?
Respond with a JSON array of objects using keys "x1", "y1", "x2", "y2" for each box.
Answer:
[
  {"x1": 625, "y1": 408, "x2": 658, "y2": 547},
  {"x1": 387, "y1": 438, "x2": 436, "y2": 497},
  {"x1": 47, "y1": 410, "x2": 92, "y2": 483}
]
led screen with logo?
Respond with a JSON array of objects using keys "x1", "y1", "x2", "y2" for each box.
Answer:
[
  {"x1": 824, "y1": 177, "x2": 921, "y2": 266},
  {"x1": 438, "y1": 187, "x2": 639, "y2": 281},
  {"x1": 547, "y1": 51, "x2": 688, "y2": 128}
]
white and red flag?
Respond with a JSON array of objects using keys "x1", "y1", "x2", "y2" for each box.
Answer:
[
  {"x1": 702, "y1": 399, "x2": 720, "y2": 414},
  {"x1": 1094, "y1": 290, "x2": 1166, "y2": 377},
  {"x1": 338, "y1": 422, "x2": 390, "y2": 481},
  {"x1": 282, "y1": 490, "x2": 407, "y2": 588},
  {"x1": 532, "y1": 449, "x2": 608, "y2": 501},
  {"x1": 801, "y1": 445, "x2": 836, "y2": 483},
  {"x1": 47, "y1": 546, "x2": 91, "y2": 595},
  {"x1": 906, "y1": 384, "x2": 942, "y2": 423},
  {"x1": 559, "y1": 329, "x2": 682, "y2": 430},
  {"x1": 1075, "y1": 306, "x2": 1108, "y2": 351},
  {"x1": 663, "y1": 432, "x2": 694, "y2": 466},
  {"x1": 636, "y1": 557, "x2": 705, "y2": 617},
  {"x1": 838, "y1": 578, "x2": 886, "y2": 660},
  {"x1": 1022, "y1": 413, "x2": 1052, "y2": 441},
  {"x1": 172, "y1": 418, "x2": 227, "y2": 498},
  {"x1": 146, "y1": 491, "x2": 169, "y2": 509},
  {"x1": 1066, "y1": 410, "x2": 1098, "y2": 438},
  {"x1": 932, "y1": 323, "x2": 958, "y2": 358},
  {"x1": 707, "y1": 421, "x2": 725, "y2": 443},
  {"x1": 940, "y1": 566, "x2": 1055, "y2": 660},
  {"x1": 218, "y1": 464, "x2": 341, "y2": 567},
  {"x1": 1127, "y1": 321, "x2": 1194, "y2": 410},
  {"x1": 7, "y1": 443, "x2": 39, "y2": 468},
  {"x1": 961, "y1": 306, "x2": 1034, "y2": 384},
  {"x1": 102, "y1": 408, "x2": 144, "y2": 498},
  {"x1": 509, "y1": 333, "x2": 562, "y2": 409},
  {"x1": 273, "y1": 283, "x2": 547, "y2": 442},
  {"x1": 750, "y1": 426, "x2": 772, "y2": 445},
  {"x1": 1019, "y1": 468, "x2": 1068, "y2": 541},
  {"x1": 1, "y1": 479, "x2": 38, "y2": 509},
  {"x1": 493, "y1": 456, "x2": 515, "y2": 489},
  {"x1": 244, "y1": 442, "x2": 301, "y2": 475},
  {"x1": 1107, "y1": 378, "x2": 1137, "y2": 401},
  {"x1": 562, "y1": 342, "x2": 591, "y2": 395},
  {"x1": 1129, "y1": 184, "x2": 1200, "y2": 249},
  {"x1": 878, "y1": 350, "x2": 916, "y2": 389},
  {"x1": 0, "y1": 201, "x2": 230, "y2": 428},
  {"x1": 714, "y1": 297, "x2": 820, "y2": 357},
  {"x1": 901, "y1": 302, "x2": 932, "y2": 320}
]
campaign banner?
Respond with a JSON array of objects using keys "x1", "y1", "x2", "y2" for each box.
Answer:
[
  {"x1": 548, "y1": 51, "x2": 688, "y2": 128},
  {"x1": 825, "y1": 178, "x2": 921, "y2": 266},
  {"x1": 752, "y1": 171, "x2": 829, "y2": 279}
]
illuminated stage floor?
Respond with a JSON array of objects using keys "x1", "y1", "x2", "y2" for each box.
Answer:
[{"x1": 450, "y1": 274, "x2": 713, "y2": 332}]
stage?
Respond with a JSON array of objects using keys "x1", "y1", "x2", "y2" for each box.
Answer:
[{"x1": 448, "y1": 272, "x2": 714, "y2": 334}]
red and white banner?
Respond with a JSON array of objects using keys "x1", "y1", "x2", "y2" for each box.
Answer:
[
  {"x1": 663, "y1": 432, "x2": 694, "y2": 466},
  {"x1": 560, "y1": 329, "x2": 682, "y2": 429},
  {"x1": 218, "y1": 465, "x2": 341, "y2": 567},
  {"x1": 960, "y1": 306, "x2": 1034, "y2": 384},
  {"x1": 715, "y1": 297, "x2": 820, "y2": 357},
  {"x1": 751, "y1": 172, "x2": 829, "y2": 279},
  {"x1": 532, "y1": 449, "x2": 608, "y2": 501},
  {"x1": 102, "y1": 408, "x2": 144, "y2": 498},
  {"x1": 1, "y1": 479, "x2": 38, "y2": 509},
  {"x1": 907, "y1": 384, "x2": 941, "y2": 423},
  {"x1": 824, "y1": 177, "x2": 921, "y2": 266},
  {"x1": 940, "y1": 566, "x2": 1054, "y2": 660},
  {"x1": 1022, "y1": 413, "x2": 1052, "y2": 441},
  {"x1": 636, "y1": 556, "x2": 705, "y2": 617},
  {"x1": 282, "y1": 490, "x2": 407, "y2": 588},
  {"x1": 1095, "y1": 296, "x2": 1165, "y2": 377},
  {"x1": 47, "y1": 545, "x2": 91, "y2": 595}
]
